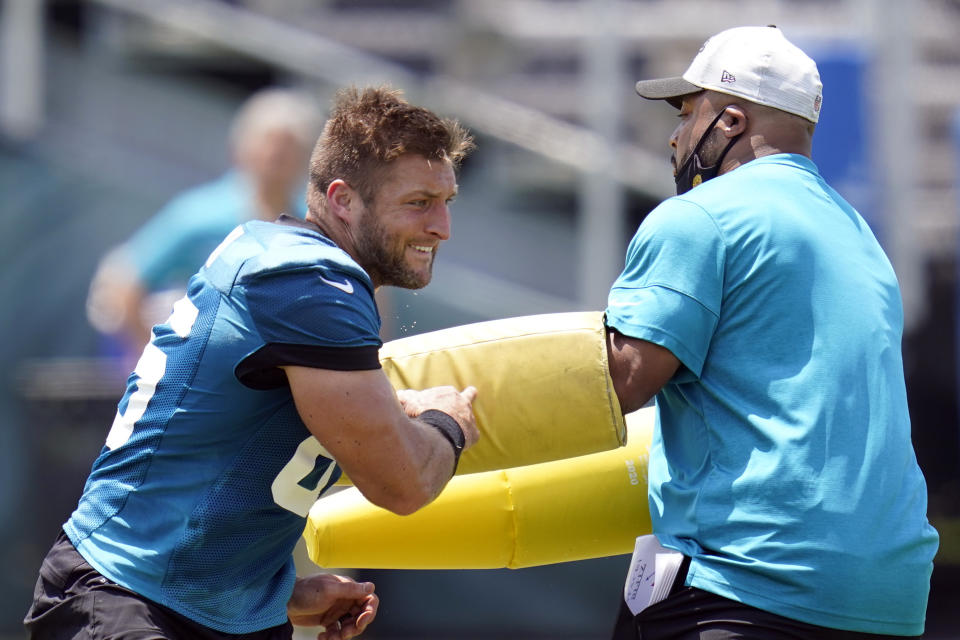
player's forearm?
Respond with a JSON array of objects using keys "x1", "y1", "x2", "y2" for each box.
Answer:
[
  {"x1": 285, "y1": 367, "x2": 474, "y2": 515},
  {"x1": 349, "y1": 415, "x2": 457, "y2": 515}
]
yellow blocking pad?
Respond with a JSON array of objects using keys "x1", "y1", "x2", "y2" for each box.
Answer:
[
  {"x1": 306, "y1": 408, "x2": 654, "y2": 570},
  {"x1": 338, "y1": 311, "x2": 625, "y2": 482}
]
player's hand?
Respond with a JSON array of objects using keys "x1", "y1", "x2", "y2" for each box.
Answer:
[
  {"x1": 397, "y1": 385, "x2": 480, "y2": 449},
  {"x1": 287, "y1": 573, "x2": 378, "y2": 639}
]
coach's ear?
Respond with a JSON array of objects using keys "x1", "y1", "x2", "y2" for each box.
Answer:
[
  {"x1": 326, "y1": 179, "x2": 361, "y2": 226},
  {"x1": 718, "y1": 104, "x2": 748, "y2": 139}
]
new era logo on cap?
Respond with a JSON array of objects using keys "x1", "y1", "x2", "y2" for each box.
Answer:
[{"x1": 721, "y1": 70, "x2": 736, "y2": 84}]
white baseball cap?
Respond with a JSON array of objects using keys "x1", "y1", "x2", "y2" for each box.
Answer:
[{"x1": 635, "y1": 25, "x2": 823, "y2": 123}]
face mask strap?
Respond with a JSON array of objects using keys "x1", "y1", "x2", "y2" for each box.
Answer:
[{"x1": 674, "y1": 106, "x2": 740, "y2": 195}]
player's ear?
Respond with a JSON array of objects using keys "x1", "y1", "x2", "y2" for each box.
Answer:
[{"x1": 326, "y1": 179, "x2": 360, "y2": 225}]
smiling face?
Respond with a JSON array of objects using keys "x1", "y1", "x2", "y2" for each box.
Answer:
[{"x1": 351, "y1": 153, "x2": 458, "y2": 289}]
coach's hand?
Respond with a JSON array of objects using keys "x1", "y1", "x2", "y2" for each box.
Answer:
[{"x1": 287, "y1": 573, "x2": 378, "y2": 639}]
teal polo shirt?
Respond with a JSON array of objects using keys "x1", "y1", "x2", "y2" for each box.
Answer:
[{"x1": 606, "y1": 154, "x2": 938, "y2": 635}]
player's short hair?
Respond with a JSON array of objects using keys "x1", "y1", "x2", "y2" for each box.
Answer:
[{"x1": 307, "y1": 86, "x2": 474, "y2": 211}]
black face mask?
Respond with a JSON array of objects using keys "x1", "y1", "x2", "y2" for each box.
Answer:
[{"x1": 674, "y1": 107, "x2": 741, "y2": 195}]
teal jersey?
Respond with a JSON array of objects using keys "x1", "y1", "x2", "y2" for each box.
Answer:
[
  {"x1": 65, "y1": 217, "x2": 381, "y2": 633},
  {"x1": 606, "y1": 154, "x2": 938, "y2": 635}
]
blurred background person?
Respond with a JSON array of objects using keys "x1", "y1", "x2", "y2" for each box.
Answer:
[{"x1": 85, "y1": 87, "x2": 322, "y2": 361}]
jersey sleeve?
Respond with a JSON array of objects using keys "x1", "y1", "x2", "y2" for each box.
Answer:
[
  {"x1": 236, "y1": 265, "x2": 383, "y2": 389},
  {"x1": 605, "y1": 198, "x2": 724, "y2": 378}
]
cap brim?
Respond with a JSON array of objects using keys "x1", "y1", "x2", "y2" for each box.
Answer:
[{"x1": 635, "y1": 77, "x2": 701, "y2": 108}]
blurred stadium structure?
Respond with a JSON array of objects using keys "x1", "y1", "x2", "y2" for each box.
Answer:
[{"x1": 1, "y1": 0, "x2": 958, "y2": 637}]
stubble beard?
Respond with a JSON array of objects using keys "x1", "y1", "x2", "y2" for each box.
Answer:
[
  {"x1": 675, "y1": 125, "x2": 725, "y2": 176},
  {"x1": 354, "y1": 207, "x2": 434, "y2": 290}
]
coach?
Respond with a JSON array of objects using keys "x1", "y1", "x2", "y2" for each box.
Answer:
[{"x1": 604, "y1": 26, "x2": 938, "y2": 638}]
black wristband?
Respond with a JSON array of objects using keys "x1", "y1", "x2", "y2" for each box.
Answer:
[{"x1": 419, "y1": 409, "x2": 465, "y2": 474}]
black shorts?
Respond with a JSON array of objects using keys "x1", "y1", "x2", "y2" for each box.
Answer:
[
  {"x1": 24, "y1": 531, "x2": 294, "y2": 640},
  {"x1": 610, "y1": 557, "x2": 921, "y2": 640}
]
